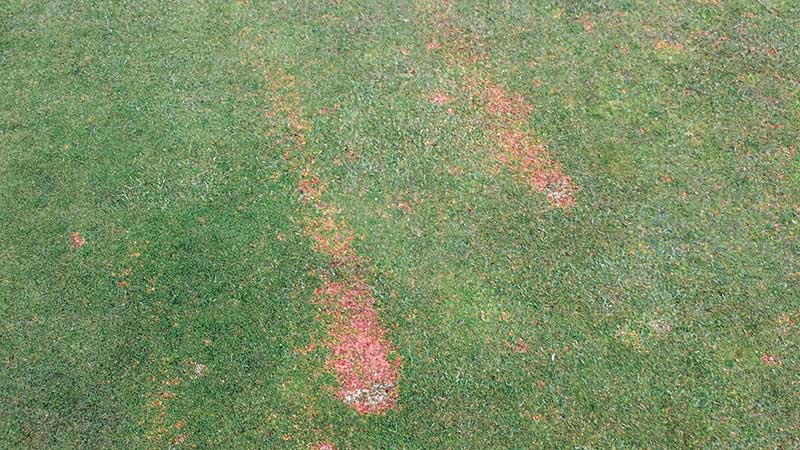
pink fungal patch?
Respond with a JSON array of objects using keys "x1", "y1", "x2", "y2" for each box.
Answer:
[
  {"x1": 654, "y1": 38, "x2": 684, "y2": 54},
  {"x1": 483, "y1": 83, "x2": 533, "y2": 119},
  {"x1": 298, "y1": 176, "x2": 323, "y2": 202},
  {"x1": 299, "y1": 195, "x2": 400, "y2": 415},
  {"x1": 429, "y1": 92, "x2": 453, "y2": 105},
  {"x1": 415, "y1": 1, "x2": 578, "y2": 209},
  {"x1": 299, "y1": 182, "x2": 401, "y2": 414},
  {"x1": 70, "y1": 232, "x2": 86, "y2": 248},
  {"x1": 315, "y1": 280, "x2": 400, "y2": 415},
  {"x1": 260, "y1": 63, "x2": 400, "y2": 415},
  {"x1": 304, "y1": 218, "x2": 358, "y2": 268},
  {"x1": 481, "y1": 83, "x2": 577, "y2": 208},
  {"x1": 311, "y1": 442, "x2": 337, "y2": 450},
  {"x1": 426, "y1": 41, "x2": 442, "y2": 50}
]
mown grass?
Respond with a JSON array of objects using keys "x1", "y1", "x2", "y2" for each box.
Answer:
[{"x1": 1, "y1": 0, "x2": 799, "y2": 448}]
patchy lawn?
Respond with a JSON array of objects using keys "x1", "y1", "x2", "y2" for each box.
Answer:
[{"x1": 1, "y1": 0, "x2": 799, "y2": 448}]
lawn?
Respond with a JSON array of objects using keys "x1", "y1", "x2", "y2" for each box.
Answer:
[{"x1": 1, "y1": 0, "x2": 799, "y2": 448}]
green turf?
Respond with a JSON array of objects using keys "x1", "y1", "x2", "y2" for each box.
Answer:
[{"x1": 1, "y1": 0, "x2": 799, "y2": 448}]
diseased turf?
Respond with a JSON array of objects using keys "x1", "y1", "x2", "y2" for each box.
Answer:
[
  {"x1": 479, "y1": 81, "x2": 577, "y2": 208},
  {"x1": 419, "y1": 0, "x2": 577, "y2": 208},
  {"x1": 257, "y1": 63, "x2": 401, "y2": 414},
  {"x1": 313, "y1": 281, "x2": 400, "y2": 414},
  {"x1": 1, "y1": 0, "x2": 799, "y2": 448}
]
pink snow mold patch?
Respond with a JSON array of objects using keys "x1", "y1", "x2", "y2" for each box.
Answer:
[{"x1": 315, "y1": 281, "x2": 401, "y2": 414}]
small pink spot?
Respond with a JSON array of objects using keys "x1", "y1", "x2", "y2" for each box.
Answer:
[
  {"x1": 483, "y1": 83, "x2": 532, "y2": 119},
  {"x1": 311, "y1": 443, "x2": 337, "y2": 450},
  {"x1": 429, "y1": 92, "x2": 452, "y2": 105},
  {"x1": 654, "y1": 38, "x2": 684, "y2": 53},
  {"x1": 70, "y1": 232, "x2": 86, "y2": 248},
  {"x1": 297, "y1": 176, "x2": 322, "y2": 201},
  {"x1": 426, "y1": 41, "x2": 442, "y2": 50},
  {"x1": 762, "y1": 353, "x2": 781, "y2": 366}
]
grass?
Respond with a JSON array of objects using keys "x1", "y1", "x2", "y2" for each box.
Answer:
[{"x1": 1, "y1": 0, "x2": 799, "y2": 448}]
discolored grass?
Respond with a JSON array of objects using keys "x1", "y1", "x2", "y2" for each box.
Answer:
[
  {"x1": 1, "y1": 0, "x2": 799, "y2": 448},
  {"x1": 256, "y1": 59, "x2": 401, "y2": 415}
]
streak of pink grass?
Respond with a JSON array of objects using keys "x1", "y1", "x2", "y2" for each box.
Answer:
[
  {"x1": 483, "y1": 84, "x2": 576, "y2": 209},
  {"x1": 314, "y1": 281, "x2": 400, "y2": 414}
]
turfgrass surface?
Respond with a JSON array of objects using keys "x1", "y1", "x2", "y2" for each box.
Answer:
[{"x1": 2, "y1": 0, "x2": 799, "y2": 448}]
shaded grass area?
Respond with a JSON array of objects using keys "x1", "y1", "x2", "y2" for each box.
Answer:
[{"x1": 1, "y1": 0, "x2": 799, "y2": 448}]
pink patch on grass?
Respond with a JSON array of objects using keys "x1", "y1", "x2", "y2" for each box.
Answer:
[
  {"x1": 264, "y1": 64, "x2": 401, "y2": 415},
  {"x1": 762, "y1": 353, "x2": 781, "y2": 366},
  {"x1": 298, "y1": 176, "x2": 322, "y2": 202},
  {"x1": 654, "y1": 38, "x2": 684, "y2": 53},
  {"x1": 426, "y1": 41, "x2": 442, "y2": 50},
  {"x1": 482, "y1": 83, "x2": 577, "y2": 209},
  {"x1": 304, "y1": 219, "x2": 359, "y2": 269},
  {"x1": 314, "y1": 280, "x2": 400, "y2": 415},
  {"x1": 429, "y1": 92, "x2": 453, "y2": 105},
  {"x1": 300, "y1": 196, "x2": 400, "y2": 414},
  {"x1": 483, "y1": 83, "x2": 532, "y2": 120},
  {"x1": 70, "y1": 232, "x2": 86, "y2": 248}
]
